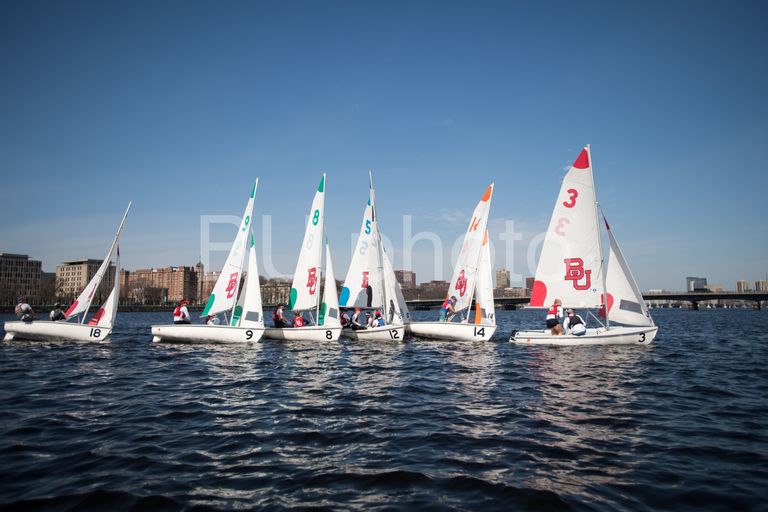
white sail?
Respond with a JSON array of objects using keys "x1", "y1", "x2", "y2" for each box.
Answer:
[
  {"x1": 232, "y1": 232, "x2": 264, "y2": 328},
  {"x1": 446, "y1": 184, "x2": 494, "y2": 316},
  {"x1": 289, "y1": 174, "x2": 326, "y2": 312},
  {"x1": 319, "y1": 241, "x2": 341, "y2": 328},
  {"x1": 65, "y1": 203, "x2": 131, "y2": 321},
  {"x1": 340, "y1": 184, "x2": 383, "y2": 308},
  {"x1": 604, "y1": 216, "x2": 654, "y2": 327},
  {"x1": 202, "y1": 180, "x2": 258, "y2": 318},
  {"x1": 384, "y1": 249, "x2": 410, "y2": 324},
  {"x1": 89, "y1": 245, "x2": 121, "y2": 329},
  {"x1": 529, "y1": 146, "x2": 604, "y2": 308},
  {"x1": 382, "y1": 249, "x2": 404, "y2": 326},
  {"x1": 474, "y1": 231, "x2": 495, "y2": 326}
]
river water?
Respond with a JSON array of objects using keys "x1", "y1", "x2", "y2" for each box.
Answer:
[{"x1": 1, "y1": 308, "x2": 766, "y2": 511}]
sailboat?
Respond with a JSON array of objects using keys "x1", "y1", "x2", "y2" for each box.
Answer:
[
  {"x1": 510, "y1": 146, "x2": 658, "y2": 346},
  {"x1": 151, "y1": 181, "x2": 265, "y2": 343},
  {"x1": 339, "y1": 173, "x2": 405, "y2": 341},
  {"x1": 263, "y1": 174, "x2": 342, "y2": 341},
  {"x1": 408, "y1": 185, "x2": 497, "y2": 341},
  {"x1": 3, "y1": 203, "x2": 131, "y2": 342}
]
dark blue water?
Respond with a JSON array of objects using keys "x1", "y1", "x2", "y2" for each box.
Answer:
[{"x1": 1, "y1": 309, "x2": 767, "y2": 511}]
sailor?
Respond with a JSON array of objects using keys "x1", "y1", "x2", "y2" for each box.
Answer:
[
  {"x1": 173, "y1": 299, "x2": 191, "y2": 324},
  {"x1": 340, "y1": 310, "x2": 350, "y2": 327},
  {"x1": 546, "y1": 299, "x2": 564, "y2": 335},
  {"x1": 293, "y1": 310, "x2": 306, "y2": 327},
  {"x1": 439, "y1": 296, "x2": 457, "y2": 321},
  {"x1": 273, "y1": 304, "x2": 288, "y2": 328},
  {"x1": 49, "y1": 302, "x2": 66, "y2": 322},
  {"x1": 350, "y1": 308, "x2": 366, "y2": 330},
  {"x1": 205, "y1": 314, "x2": 221, "y2": 326},
  {"x1": 563, "y1": 309, "x2": 586, "y2": 336},
  {"x1": 374, "y1": 310, "x2": 385, "y2": 327},
  {"x1": 15, "y1": 297, "x2": 34, "y2": 323}
]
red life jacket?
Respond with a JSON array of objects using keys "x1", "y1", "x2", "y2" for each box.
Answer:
[
  {"x1": 294, "y1": 316, "x2": 305, "y2": 327},
  {"x1": 441, "y1": 299, "x2": 452, "y2": 310},
  {"x1": 174, "y1": 306, "x2": 182, "y2": 317},
  {"x1": 273, "y1": 310, "x2": 281, "y2": 322}
]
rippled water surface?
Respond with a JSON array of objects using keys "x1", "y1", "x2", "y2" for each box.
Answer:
[{"x1": 1, "y1": 309, "x2": 767, "y2": 511}]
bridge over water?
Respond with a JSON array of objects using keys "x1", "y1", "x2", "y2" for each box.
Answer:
[{"x1": 405, "y1": 292, "x2": 768, "y2": 310}]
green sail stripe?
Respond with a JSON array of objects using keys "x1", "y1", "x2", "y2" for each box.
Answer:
[
  {"x1": 201, "y1": 294, "x2": 216, "y2": 316},
  {"x1": 317, "y1": 175, "x2": 325, "y2": 193}
]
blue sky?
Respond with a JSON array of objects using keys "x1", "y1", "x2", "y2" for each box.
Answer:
[{"x1": 1, "y1": 1, "x2": 766, "y2": 291}]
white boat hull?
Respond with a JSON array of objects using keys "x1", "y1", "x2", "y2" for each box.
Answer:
[
  {"x1": 408, "y1": 321, "x2": 496, "y2": 341},
  {"x1": 151, "y1": 324, "x2": 264, "y2": 344},
  {"x1": 3, "y1": 321, "x2": 112, "y2": 342},
  {"x1": 342, "y1": 325, "x2": 405, "y2": 342},
  {"x1": 510, "y1": 326, "x2": 657, "y2": 346},
  {"x1": 263, "y1": 325, "x2": 342, "y2": 341}
]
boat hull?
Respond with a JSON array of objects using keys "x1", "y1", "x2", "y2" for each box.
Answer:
[
  {"x1": 408, "y1": 321, "x2": 496, "y2": 341},
  {"x1": 3, "y1": 321, "x2": 112, "y2": 342},
  {"x1": 151, "y1": 324, "x2": 264, "y2": 344},
  {"x1": 263, "y1": 325, "x2": 342, "y2": 341},
  {"x1": 342, "y1": 325, "x2": 405, "y2": 342},
  {"x1": 510, "y1": 326, "x2": 657, "y2": 346}
]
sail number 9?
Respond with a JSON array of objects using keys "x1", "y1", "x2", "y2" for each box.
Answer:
[{"x1": 245, "y1": 330, "x2": 254, "y2": 340}]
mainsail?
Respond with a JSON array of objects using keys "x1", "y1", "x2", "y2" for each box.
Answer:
[
  {"x1": 529, "y1": 146, "x2": 604, "y2": 308},
  {"x1": 446, "y1": 184, "x2": 494, "y2": 315},
  {"x1": 340, "y1": 182, "x2": 383, "y2": 308},
  {"x1": 289, "y1": 175, "x2": 326, "y2": 312},
  {"x1": 65, "y1": 202, "x2": 131, "y2": 321},
  {"x1": 202, "y1": 180, "x2": 258, "y2": 317}
]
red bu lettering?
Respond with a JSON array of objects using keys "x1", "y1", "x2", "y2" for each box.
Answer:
[
  {"x1": 456, "y1": 269, "x2": 468, "y2": 297},
  {"x1": 361, "y1": 271, "x2": 369, "y2": 288},
  {"x1": 469, "y1": 217, "x2": 480, "y2": 232},
  {"x1": 563, "y1": 258, "x2": 591, "y2": 290},
  {"x1": 225, "y1": 272, "x2": 239, "y2": 298},
  {"x1": 306, "y1": 267, "x2": 317, "y2": 295}
]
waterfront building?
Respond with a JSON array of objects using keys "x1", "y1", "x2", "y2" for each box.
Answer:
[
  {"x1": 394, "y1": 270, "x2": 416, "y2": 289},
  {"x1": 56, "y1": 259, "x2": 115, "y2": 304},
  {"x1": 525, "y1": 277, "x2": 535, "y2": 295},
  {"x1": 736, "y1": 280, "x2": 750, "y2": 293},
  {"x1": 495, "y1": 268, "x2": 510, "y2": 289},
  {"x1": 686, "y1": 276, "x2": 708, "y2": 292},
  {"x1": 755, "y1": 280, "x2": 768, "y2": 292},
  {"x1": 0, "y1": 253, "x2": 43, "y2": 305},
  {"x1": 125, "y1": 266, "x2": 199, "y2": 304}
]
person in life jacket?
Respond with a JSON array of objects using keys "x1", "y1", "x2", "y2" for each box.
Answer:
[
  {"x1": 293, "y1": 310, "x2": 306, "y2": 328},
  {"x1": 350, "y1": 308, "x2": 366, "y2": 330},
  {"x1": 563, "y1": 308, "x2": 586, "y2": 336},
  {"x1": 49, "y1": 302, "x2": 66, "y2": 322},
  {"x1": 439, "y1": 296, "x2": 457, "y2": 321},
  {"x1": 273, "y1": 304, "x2": 287, "y2": 328},
  {"x1": 205, "y1": 314, "x2": 221, "y2": 326},
  {"x1": 15, "y1": 297, "x2": 34, "y2": 323},
  {"x1": 545, "y1": 298, "x2": 564, "y2": 335},
  {"x1": 173, "y1": 299, "x2": 191, "y2": 324},
  {"x1": 373, "y1": 310, "x2": 385, "y2": 327},
  {"x1": 340, "y1": 310, "x2": 350, "y2": 327}
]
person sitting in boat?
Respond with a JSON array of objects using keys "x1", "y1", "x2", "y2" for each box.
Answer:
[
  {"x1": 15, "y1": 297, "x2": 34, "y2": 323},
  {"x1": 273, "y1": 304, "x2": 288, "y2": 328},
  {"x1": 173, "y1": 299, "x2": 191, "y2": 324},
  {"x1": 205, "y1": 314, "x2": 221, "y2": 326},
  {"x1": 563, "y1": 309, "x2": 586, "y2": 336},
  {"x1": 439, "y1": 296, "x2": 457, "y2": 321},
  {"x1": 373, "y1": 310, "x2": 385, "y2": 327},
  {"x1": 350, "y1": 308, "x2": 366, "y2": 330},
  {"x1": 49, "y1": 302, "x2": 66, "y2": 322},
  {"x1": 340, "y1": 310, "x2": 350, "y2": 328},
  {"x1": 546, "y1": 298, "x2": 564, "y2": 335},
  {"x1": 293, "y1": 310, "x2": 306, "y2": 328}
]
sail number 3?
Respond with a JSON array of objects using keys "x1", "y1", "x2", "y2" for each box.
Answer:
[{"x1": 562, "y1": 189, "x2": 578, "y2": 208}]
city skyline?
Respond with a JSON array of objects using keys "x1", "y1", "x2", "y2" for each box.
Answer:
[{"x1": 1, "y1": 2, "x2": 766, "y2": 291}]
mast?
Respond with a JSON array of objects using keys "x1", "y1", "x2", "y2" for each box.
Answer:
[
  {"x1": 369, "y1": 171, "x2": 388, "y2": 316},
  {"x1": 315, "y1": 174, "x2": 326, "y2": 323},
  {"x1": 588, "y1": 145, "x2": 610, "y2": 329}
]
